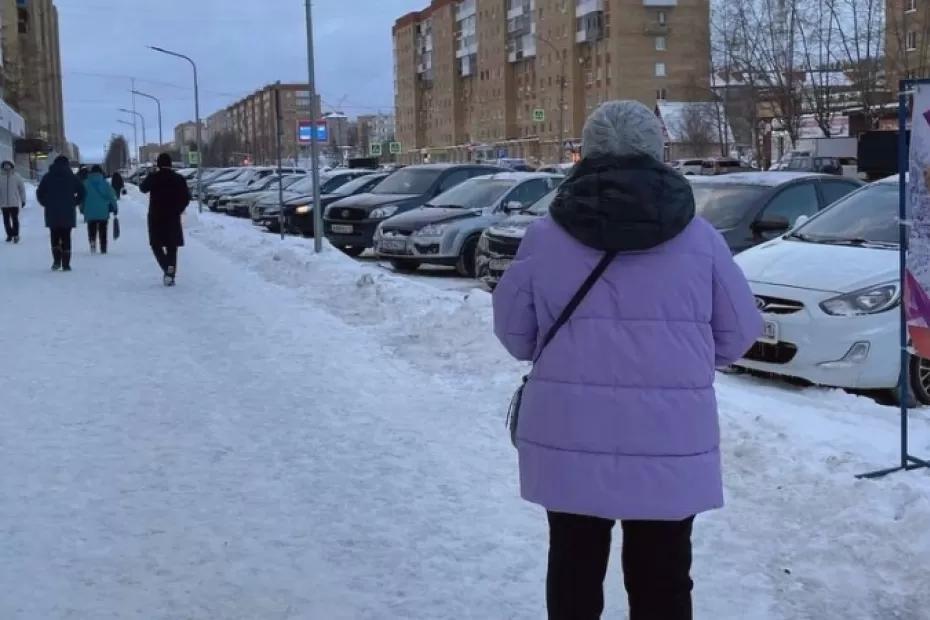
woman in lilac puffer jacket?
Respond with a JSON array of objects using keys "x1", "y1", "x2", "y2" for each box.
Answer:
[{"x1": 493, "y1": 100, "x2": 762, "y2": 620}]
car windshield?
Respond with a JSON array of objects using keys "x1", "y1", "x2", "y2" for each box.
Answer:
[
  {"x1": 690, "y1": 184, "x2": 768, "y2": 229},
  {"x1": 212, "y1": 169, "x2": 241, "y2": 182},
  {"x1": 330, "y1": 174, "x2": 383, "y2": 196},
  {"x1": 790, "y1": 183, "x2": 899, "y2": 246},
  {"x1": 287, "y1": 175, "x2": 329, "y2": 195},
  {"x1": 373, "y1": 168, "x2": 442, "y2": 195},
  {"x1": 428, "y1": 178, "x2": 516, "y2": 209},
  {"x1": 526, "y1": 189, "x2": 558, "y2": 215},
  {"x1": 320, "y1": 174, "x2": 360, "y2": 194}
]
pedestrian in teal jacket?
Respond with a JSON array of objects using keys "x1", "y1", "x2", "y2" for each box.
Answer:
[{"x1": 81, "y1": 165, "x2": 118, "y2": 254}]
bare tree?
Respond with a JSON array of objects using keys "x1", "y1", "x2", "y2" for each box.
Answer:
[
  {"x1": 730, "y1": 0, "x2": 805, "y2": 146},
  {"x1": 797, "y1": 0, "x2": 840, "y2": 137},
  {"x1": 827, "y1": 0, "x2": 886, "y2": 129},
  {"x1": 104, "y1": 135, "x2": 130, "y2": 174},
  {"x1": 674, "y1": 103, "x2": 727, "y2": 158}
]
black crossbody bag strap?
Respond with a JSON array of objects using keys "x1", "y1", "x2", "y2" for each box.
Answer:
[{"x1": 532, "y1": 250, "x2": 618, "y2": 363}]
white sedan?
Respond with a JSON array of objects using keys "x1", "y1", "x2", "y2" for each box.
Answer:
[{"x1": 734, "y1": 176, "x2": 929, "y2": 404}]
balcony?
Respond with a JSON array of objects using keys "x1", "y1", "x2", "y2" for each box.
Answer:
[
  {"x1": 576, "y1": 0, "x2": 604, "y2": 17},
  {"x1": 644, "y1": 22, "x2": 670, "y2": 36},
  {"x1": 455, "y1": 0, "x2": 477, "y2": 20}
]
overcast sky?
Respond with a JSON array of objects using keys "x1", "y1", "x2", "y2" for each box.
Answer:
[{"x1": 56, "y1": 0, "x2": 424, "y2": 160}]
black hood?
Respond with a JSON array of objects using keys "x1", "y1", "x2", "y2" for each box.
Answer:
[{"x1": 550, "y1": 154, "x2": 695, "y2": 252}]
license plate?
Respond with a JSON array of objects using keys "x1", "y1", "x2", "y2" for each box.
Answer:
[
  {"x1": 760, "y1": 320, "x2": 779, "y2": 344},
  {"x1": 489, "y1": 258, "x2": 512, "y2": 272},
  {"x1": 381, "y1": 238, "x2": 407, "y2": 252},
  {"x1": 331, "y1": 224, "x2": 354, "y2": 234}
]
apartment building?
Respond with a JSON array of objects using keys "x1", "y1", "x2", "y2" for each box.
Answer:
[
  {"x1": 225, "y1": 83, "x2": 321, "y2": 165},
  {"x1": 394, "y1": 0, "x2": 711, "y2": 164},
  {"x1": 887, "y1": 0, "x2": 930, "y2": 86},
  {"x1": 0, "y1": 0, "x2": 65, "y2": 154},
  {"x1": 357, "y1": 112, "x2": 396, "y2": 151}
]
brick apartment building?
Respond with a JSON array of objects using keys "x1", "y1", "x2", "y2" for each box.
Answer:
[
  {"x1": 887, "y1": 0, "x2": 930, "y2": 86},
  {"x1": 393, "y1": 0, "x2": 711, "y2": 164},
  {"x1": 226, "y1": 84, "x2": 321, "y2": 165},
  {"x1": 0, "y1": 0, "x2": 65, "y2": 155}
]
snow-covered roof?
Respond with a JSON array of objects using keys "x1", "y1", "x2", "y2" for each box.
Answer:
[{"x1": 656, "y1": 101, "x2": 735, "y2": 145}]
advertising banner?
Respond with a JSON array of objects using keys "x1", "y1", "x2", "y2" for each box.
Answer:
[{"x1": 906, "y1": 84, "x2": 930, "y2": 357}]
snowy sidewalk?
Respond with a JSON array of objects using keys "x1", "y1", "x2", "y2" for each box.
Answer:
[{"x1": 1, "y1": 189, "x2": 930, "y2": 619}]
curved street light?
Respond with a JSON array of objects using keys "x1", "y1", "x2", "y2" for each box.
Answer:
[
  {"x1": 131, "y1": 89, "x2": 163, "y2": 146},
  {"x1": 149, "y1": 45, "x2": 204, "y2": 212}
]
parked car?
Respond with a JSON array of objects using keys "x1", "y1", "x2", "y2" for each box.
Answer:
[
  {"x1": 783, "y1": 155, "x2": 845, "y2": 176},
  {"x1": 373, "y1": 172, "x2": 562, "y2": 275},
  {"x1": 205, "y1": 166, "x2": 306, "y2": 208},
  {"x1": 688, "y1": 172, "x2": 862, "y2": 253},
  {"x1": 281, "y1": 172, "x2": 389, "y2": 236},
  {"x1": 733, "y1": 176, "x2": 928, "y2": 404},
  {"x1": 670, "y1": 159, "x2": 704, "y2": 175},
  {"x1": 476, "y1": 188, "x2": 557, "y2": 288},
  {"x1": 220, "y1": 174, "x2": 306, "y2": 217},
  {"x1": 700, "y1": 157, "x2": 755, "y2": 175},
  {"x1": 251, "y1": 169, "x2": 377, "y2": 231},
  {"x1": 323, "y1": 163, "x2": 504, "y2": 257}
]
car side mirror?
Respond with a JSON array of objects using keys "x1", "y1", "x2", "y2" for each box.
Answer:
[
  {"x1": 792, "y1": 215, "x2": 810, "y2": 230},
  {"x1": 504, "y1": 200, "x2": 524, "y2": 212},
  {"x1": 753, "y1": 216, "x2": 790, "y2": 234}
]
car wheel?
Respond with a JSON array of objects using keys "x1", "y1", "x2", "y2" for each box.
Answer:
[
  {"x1": 456, "y1": 236, "x2": 479, "y2": 278},
  {"x1": 390, "y1": 259, "x2": 421, "y2": 273},
  {"x1": 340, "y1": 246, "x2": 365, "y2": 258},
  {"x1": 909, "y1": 355, "x2": 930, "y2": 405}
]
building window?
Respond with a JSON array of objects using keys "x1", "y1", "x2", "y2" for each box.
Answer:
[
  {"x1": 655, "y1": 62, "x2": 667, "y2": 78},
  {"x1": 657, "y1": 88, "x2": 668, "y2": 101},
  {"x1": 907, "y1": 0, "x2": 917, "y2": 12},
  {"x1": 656, "y1": 36, "x2": 667, "y2": 51},
  {"x1": 908, "y1": 31, "x2": 919, "y2": 51},
  {"x1": 657, "y1": 11, "x2": 667, "y2": 26}
]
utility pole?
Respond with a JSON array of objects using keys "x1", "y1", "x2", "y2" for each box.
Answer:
[
  {"x1": 305, "y1": 0, "x2": 323, "y2": 253},
  {"x1": 274, "y1": 83, "x2": 286, "y2": 240},
  {"x1": 119, "y1": 108, "x2": 147, "y2": 150},
  {"x1": 131, "y1": 78, "x2": 139, "y2": 165}
]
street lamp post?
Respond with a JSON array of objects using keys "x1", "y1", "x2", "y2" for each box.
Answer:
[
  {"x1": 119, "y1": 108, "x2": 147, "y2": 161},
  {"x1": 131, "y1": 89, "x2": 163, "y2": 146},
  {"x1": 532, "y1": 34, "x2": 567, "y2": 163},
  {"x1": 149, "y1": 45, "x2": 204, "y2": 212},
  {"x1": 305, "y1": 0, "x2": 323, "y2": 253}
]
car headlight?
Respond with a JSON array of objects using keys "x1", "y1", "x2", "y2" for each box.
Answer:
[
  {"x1": 370, "y1": 205, "x2": 400, "y2": 219},
  {"x1": 820, "y1": 282, "x2": 900, "y2": 316},
  {"x1": 295, "y1": 205, "x2": 311, "y2": 215},
  {"x1": 414, "y1": 223, "x2": 448, "y2": 238},
  {"x1": 477, "y1": 233, "x2": 489, "y2": 252}
]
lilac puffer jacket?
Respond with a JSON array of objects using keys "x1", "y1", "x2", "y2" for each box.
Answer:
[{"x1": 493, "y1": 155, "x2": 762, "y2": 521}]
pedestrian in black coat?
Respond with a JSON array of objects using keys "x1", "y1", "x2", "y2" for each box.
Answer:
[
  {"x1": 37, "y1": 155, "x2": 85, "y2": 271},
  {"x1": 140, "y1": 153, "x2": 190, "y2": 286},
  {"x1": 110, "y1": 172, "x2": 126, "y2": 199}
]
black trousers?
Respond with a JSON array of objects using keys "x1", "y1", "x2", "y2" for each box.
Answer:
[
  {"x1": 2, "y1": 206, "x2": 19, "y2": 238},
  {"x1": 151, "y1": 245, "x2": 178, "y2": 273},
  {"x1": 547, "y1": 511, "x2": 695, "y2": 620},
  {"x1": 87, "y1": 220, "x2": 108, "y2": 253},
  {"x1": 49, "y1": 228, "x2": 72, "y2": 268}
]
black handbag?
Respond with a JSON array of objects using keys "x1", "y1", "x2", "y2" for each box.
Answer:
[
  {"x1": 507, "y1": 251, "x2": 618, "y2": 447},
  {"x1": 112, "y1": 216, "x2": 121, "y2": 240}
]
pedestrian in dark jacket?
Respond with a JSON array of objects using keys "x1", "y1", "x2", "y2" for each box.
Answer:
[
  {"x1": 81, "y1": 165, "x2": 118, "y2": 254},
  {"x1": 140, "y1": 153, "x2": 190, "y2": 286},
  {"x1": 493, "y1": 101, "x2": 762, "y2": 620},
  {"x1": 36, "y1": 155, "x2": 85, "y2": 271},
  {"x1": 110, "y1": 171, "x2": 125, "y2": 198},
  {"x1": 0, "y1": 160, "x2": 27, "y2": 243}
]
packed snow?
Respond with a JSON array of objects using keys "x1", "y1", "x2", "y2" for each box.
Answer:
[{"x1": 1, "y1": 187, "x2": 929, "y2": 619}]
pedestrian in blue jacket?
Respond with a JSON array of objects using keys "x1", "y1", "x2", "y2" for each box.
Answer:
[{"x1": 81, "y1": 165, "x2": 118, "y2": 254}]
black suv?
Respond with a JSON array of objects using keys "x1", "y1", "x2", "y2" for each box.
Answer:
[{"x1": 323, "y1": 163, "x2": 503, "y2": 256}]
